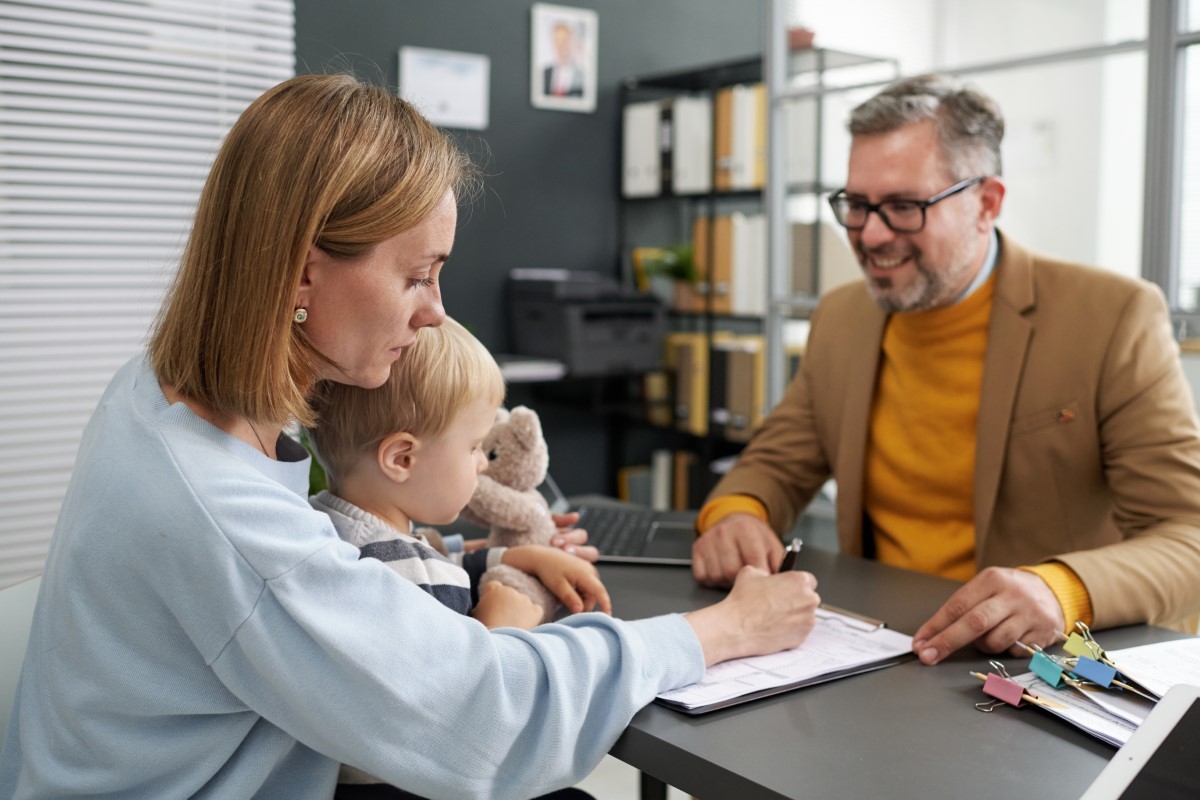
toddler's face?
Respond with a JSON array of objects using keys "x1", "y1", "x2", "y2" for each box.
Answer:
[{"x1": 402, "y1": 398, "x2": 497, "y2": 525}]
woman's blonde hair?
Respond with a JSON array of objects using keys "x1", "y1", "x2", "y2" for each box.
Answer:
[
  {"x1": 308, "y1": 317, "x2": 506, "y2": 491},
  {"x1": 150, "y1": 73, "x2": 478, "y2": 427}
]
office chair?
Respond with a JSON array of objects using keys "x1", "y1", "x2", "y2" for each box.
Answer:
[{"x1": 0, "y1": 573, "x2": 40, "y2": 748}]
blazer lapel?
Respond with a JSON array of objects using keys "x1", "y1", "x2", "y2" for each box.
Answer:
[
  {"x1": 836, "y1": 294, "x2": 887, "y2": 556},
  {"x1": 974, "y1": 232, "x2": 1036, "y2": 560}
]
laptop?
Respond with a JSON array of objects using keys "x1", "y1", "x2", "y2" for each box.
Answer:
[{"x1": 540, "y1": 476, "x2": 695, "y2": 565}]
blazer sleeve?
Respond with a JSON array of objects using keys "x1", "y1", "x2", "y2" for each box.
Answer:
[
  {"x1": 707, "y1": 304, "x2": 835, "y2": 535},
  {"x1": 1054, "y1": 282, "x2": 1200, "y2": 628}
]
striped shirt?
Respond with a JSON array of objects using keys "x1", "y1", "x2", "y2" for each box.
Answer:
[{"x1": 310, "y1": 490, "x2": 505, "y2": 615}]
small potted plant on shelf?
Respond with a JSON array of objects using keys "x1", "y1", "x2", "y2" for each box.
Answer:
[{"x1": 632, "y1": 244, "x2": 707, "y2": 312}]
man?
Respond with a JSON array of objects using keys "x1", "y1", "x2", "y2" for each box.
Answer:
[
  {"x1": 543, "y1": 21, "x2": 585, "y2": 98},
  {"x1": 694, "y1": 74, "x2": 1200, "y2": 665}
]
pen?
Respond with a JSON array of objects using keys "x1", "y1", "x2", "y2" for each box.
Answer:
[{"x1": 779, "y1": 538, "x2": 803, "y2": 572}]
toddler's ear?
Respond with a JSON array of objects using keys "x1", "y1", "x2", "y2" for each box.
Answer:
[{"x1": 378, "y1": 432, "x2": 420, "y2": 484}]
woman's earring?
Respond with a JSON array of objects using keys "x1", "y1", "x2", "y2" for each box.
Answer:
[{"x1": 293, "y1": 307, "x2": 308, "y2": 324}]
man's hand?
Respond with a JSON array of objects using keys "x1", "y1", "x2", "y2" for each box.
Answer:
[
  {"x1": 549, "y1": 512, "x2": 599, "y2": 563},
  {"x1": 911, "y1": 566, "x2": 1065, "y2": 665},
  {"x1": 692, "y1": 513, "x2": 784, "y2": 588},
  {"x1": 684, "y1": 566, "x2": 820, "y2": 666}
]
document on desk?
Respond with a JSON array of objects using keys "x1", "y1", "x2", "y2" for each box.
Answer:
[
  {"x1": 656, "y1": 607, "x2": 914, "y2": 714},
  {"x1": 1009, "y1": 638, "x2": 1200, "y2": 747}
]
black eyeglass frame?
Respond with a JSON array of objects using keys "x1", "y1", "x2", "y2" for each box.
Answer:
[{"x1": 827, "y1": 176, "x2": 989, "y2": 234}]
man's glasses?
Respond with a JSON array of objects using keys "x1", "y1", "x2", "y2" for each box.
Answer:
[{"x1": 827, "y1": 176, "x2": 988, "y2": 234}]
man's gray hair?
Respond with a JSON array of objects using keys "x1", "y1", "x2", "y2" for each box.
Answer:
[{"x1": 848, "y1": 74, "x2": 1004, "y2": 179}]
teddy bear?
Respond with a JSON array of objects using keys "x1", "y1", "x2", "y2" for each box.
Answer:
[{"x1": 458, "y1": 405, "x2": 560, "y2": 623}]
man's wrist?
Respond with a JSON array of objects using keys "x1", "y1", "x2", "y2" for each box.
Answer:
[
  {"x1": 696, "y1": 495, "x2": 769, "y2": 535},
  {"x1": 1019, "y1": 562, "x2": 1093, "y2": 631}
]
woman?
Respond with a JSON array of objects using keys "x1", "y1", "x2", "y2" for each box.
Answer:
[{"x1": 0, "y1": 74, "x2": 819, "y2": 800}]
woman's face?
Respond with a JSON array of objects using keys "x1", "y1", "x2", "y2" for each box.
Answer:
[{"x1": 299, "y1": 190, "x2": 456, "y2": 389}]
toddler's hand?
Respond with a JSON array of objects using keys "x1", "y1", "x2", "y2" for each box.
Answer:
[
  {"x1": 503, "y1": 545, "x2": 612, "y2": 615},
  {"x1": 471, "y1": 582, "x2": 543, "y2": 630}
]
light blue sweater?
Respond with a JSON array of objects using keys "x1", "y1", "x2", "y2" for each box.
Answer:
[{"x1": 0, "y1": 355, "x2": 704, "y2": 799}]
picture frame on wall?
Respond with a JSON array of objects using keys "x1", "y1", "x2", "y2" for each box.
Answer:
[{"x1": 530, "y1": 3, "x2": 597, "y2": 113}]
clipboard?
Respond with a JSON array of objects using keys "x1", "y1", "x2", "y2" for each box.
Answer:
[{"x1": 655, "y1": 606, "x2": 915, "y2": 715}]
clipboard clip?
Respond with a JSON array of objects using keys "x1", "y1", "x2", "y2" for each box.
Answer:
[{"x1": 815, "y1": 603, "x2": 886, "y2": 632}]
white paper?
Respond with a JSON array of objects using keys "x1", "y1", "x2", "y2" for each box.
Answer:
[
  {"x1": 1105, "y1": 638, "x2": 1200, "y2": 698},
  {"x1": 1009, "y1": 638, "x2": 1200, "y2": 747},
  {"x1": 657, "y1": 608, "x2": 912, "y2": 710},
  {"x1": 1012, "y1": 672, "x2": 1136, "y2": 747},
  {"x1": 399, "y1": 46, "x2": 489, "y2": 130}
]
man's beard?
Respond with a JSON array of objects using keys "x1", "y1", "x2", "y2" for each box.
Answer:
[{"x1": 857, "y1": 239, "x2": 979, "y2": 313}]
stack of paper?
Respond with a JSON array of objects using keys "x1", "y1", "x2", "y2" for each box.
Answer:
[{"x1": 1011, "y1": 638, "x2": 1200, "y2": 746}]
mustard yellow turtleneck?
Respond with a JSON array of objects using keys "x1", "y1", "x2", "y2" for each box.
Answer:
[{"x1": 864, "y1": 275, "x2": 995, "y2": 582}]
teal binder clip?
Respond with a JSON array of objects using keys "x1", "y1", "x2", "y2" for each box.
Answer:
[{"x1": 1029, "y1": 651, "x2": 1067, "y2": 688}]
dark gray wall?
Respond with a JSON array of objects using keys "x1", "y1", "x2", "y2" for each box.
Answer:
[{"x1": 295, "y1": 0, "x2": 763, "y2": 494}]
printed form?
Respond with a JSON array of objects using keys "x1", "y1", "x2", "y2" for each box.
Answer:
[{"x1": 658, "y1": 607, "x2": 914, "y2": 711}]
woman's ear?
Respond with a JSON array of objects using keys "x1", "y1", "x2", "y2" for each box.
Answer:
[
  {"x1": 378, "y1": 432, "x2": 420, "y2": 485},
  {"x1": 295, "y1": 244, "x2": 323, "y2": 311}
]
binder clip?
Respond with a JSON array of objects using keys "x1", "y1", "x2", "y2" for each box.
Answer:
[
  {"x1": 973, "y1": 661, "x2": 1026, "y2": 712},
  {"x1": 1015, "y1": 641, "x2": 1070, "y2": 688},
  {"x1": 1057, "y1": 623, "x2": 1158, "y2": 701},
  {"x1": 1071, "y1": 655, "x2": 1118, "y2": 688},
  {"x1": 971, "y1": 661, "x2": 1064, "y2": 713},
  {"x1": 1062, "y1": 621, "x2": 1109, "y2": 664}
]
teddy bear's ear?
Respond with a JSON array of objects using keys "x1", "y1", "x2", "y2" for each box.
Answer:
[
  {"x1": 493, "y1": 407, "x2": 511, "y2": 426},
  {"x1": 508, "y1": 406, "x2": 543, "y2": 446}
]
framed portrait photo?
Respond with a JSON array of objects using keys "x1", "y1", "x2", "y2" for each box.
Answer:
[{"x1": 530, "y1": 3, "x2": 597, "y2": 113}]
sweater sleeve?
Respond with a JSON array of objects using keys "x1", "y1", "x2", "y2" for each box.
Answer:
[
  {"x1": 210, "y1": 544, "x2": 704, "y2": 800},
  {"x1": 695, "y1": 494, "x2": 769, "y2": 534},
  {"x1": 461, "y1": 547, "x2": 507, "y2": 605},
  {"x1": 1019, "y1": 562, "x2": 1094, "y2": 632}
]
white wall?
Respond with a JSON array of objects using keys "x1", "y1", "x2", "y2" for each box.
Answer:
[{"x1": 791, "y1": 0, "x2": 1145, "y2": 277}]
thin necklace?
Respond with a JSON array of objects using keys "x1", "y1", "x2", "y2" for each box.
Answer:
[{"x1": 249, "y1": 422, "x2": 271, "y2": 458}]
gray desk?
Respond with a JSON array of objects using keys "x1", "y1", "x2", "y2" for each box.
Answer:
[{"x1": 600, "y1": 548, "x2": 1190, "y2": 800}]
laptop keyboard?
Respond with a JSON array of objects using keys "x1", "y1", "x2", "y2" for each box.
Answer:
[{"x1": 577, "y1": 506, "x2": 656, "y2": 557}]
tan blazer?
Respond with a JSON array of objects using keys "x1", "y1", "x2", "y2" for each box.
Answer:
[{"x1": 713, "y1": 233, "x2": 1200, "y2": 628}]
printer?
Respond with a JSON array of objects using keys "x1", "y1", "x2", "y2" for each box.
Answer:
[{"x1": 508, "y1": 269, "x2": 666, "y2": 377}]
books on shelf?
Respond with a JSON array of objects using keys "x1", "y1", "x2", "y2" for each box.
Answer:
[
  {"x1": 665, "y1": 331, "x2": 709, "y2": 437},
  {"x1": 714, "y1": 83, "x2": 766, "y2": 191},
  {"x1": 642, "y1": 370, "x2": 673, "y2": 427},
  {"x1": 622, "y1": 95, "x2": 712, "y2": 198},
  {"x1": 688, "y1": 213, "x2": 766, "y2": 317},
  {"x1": 791, "y1": 220, "x2": 861, "y2": 297},
  {"x1": 658, "y1": 331, "x2": 767, "y2": 444},
  {"x1": 650, "y1": 448, "x2": 673, "y2": 511},
  {"x1": 619, "y1": 448, "x2": 715, "y2": 513},
  {"x1": 622, "y1": 100, "x2": 660, "y2": 198},
  {"x1": 724, "y1": 335, "x2": 766, "y2": 442},
  {"x1": 671, "y1": 95, "x2": 712, "y2": 195}
]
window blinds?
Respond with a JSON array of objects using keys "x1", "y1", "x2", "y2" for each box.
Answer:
[{"x1": 0, "y1": 0, "x2": 295, "y2": 587}]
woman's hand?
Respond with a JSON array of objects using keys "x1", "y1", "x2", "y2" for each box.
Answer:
[
  {"x1": 549, "y1": 512, "x2": 599, "y2": 563},
  {"x1": 471, "y1": 582, "x2": 544, "y2": 630},
  {"x1": 684, "y1": 565, "x2": 820, "y2": 667},
  {"x1": 502, "y1": 545, "x2": 612, "y2": 615}
]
